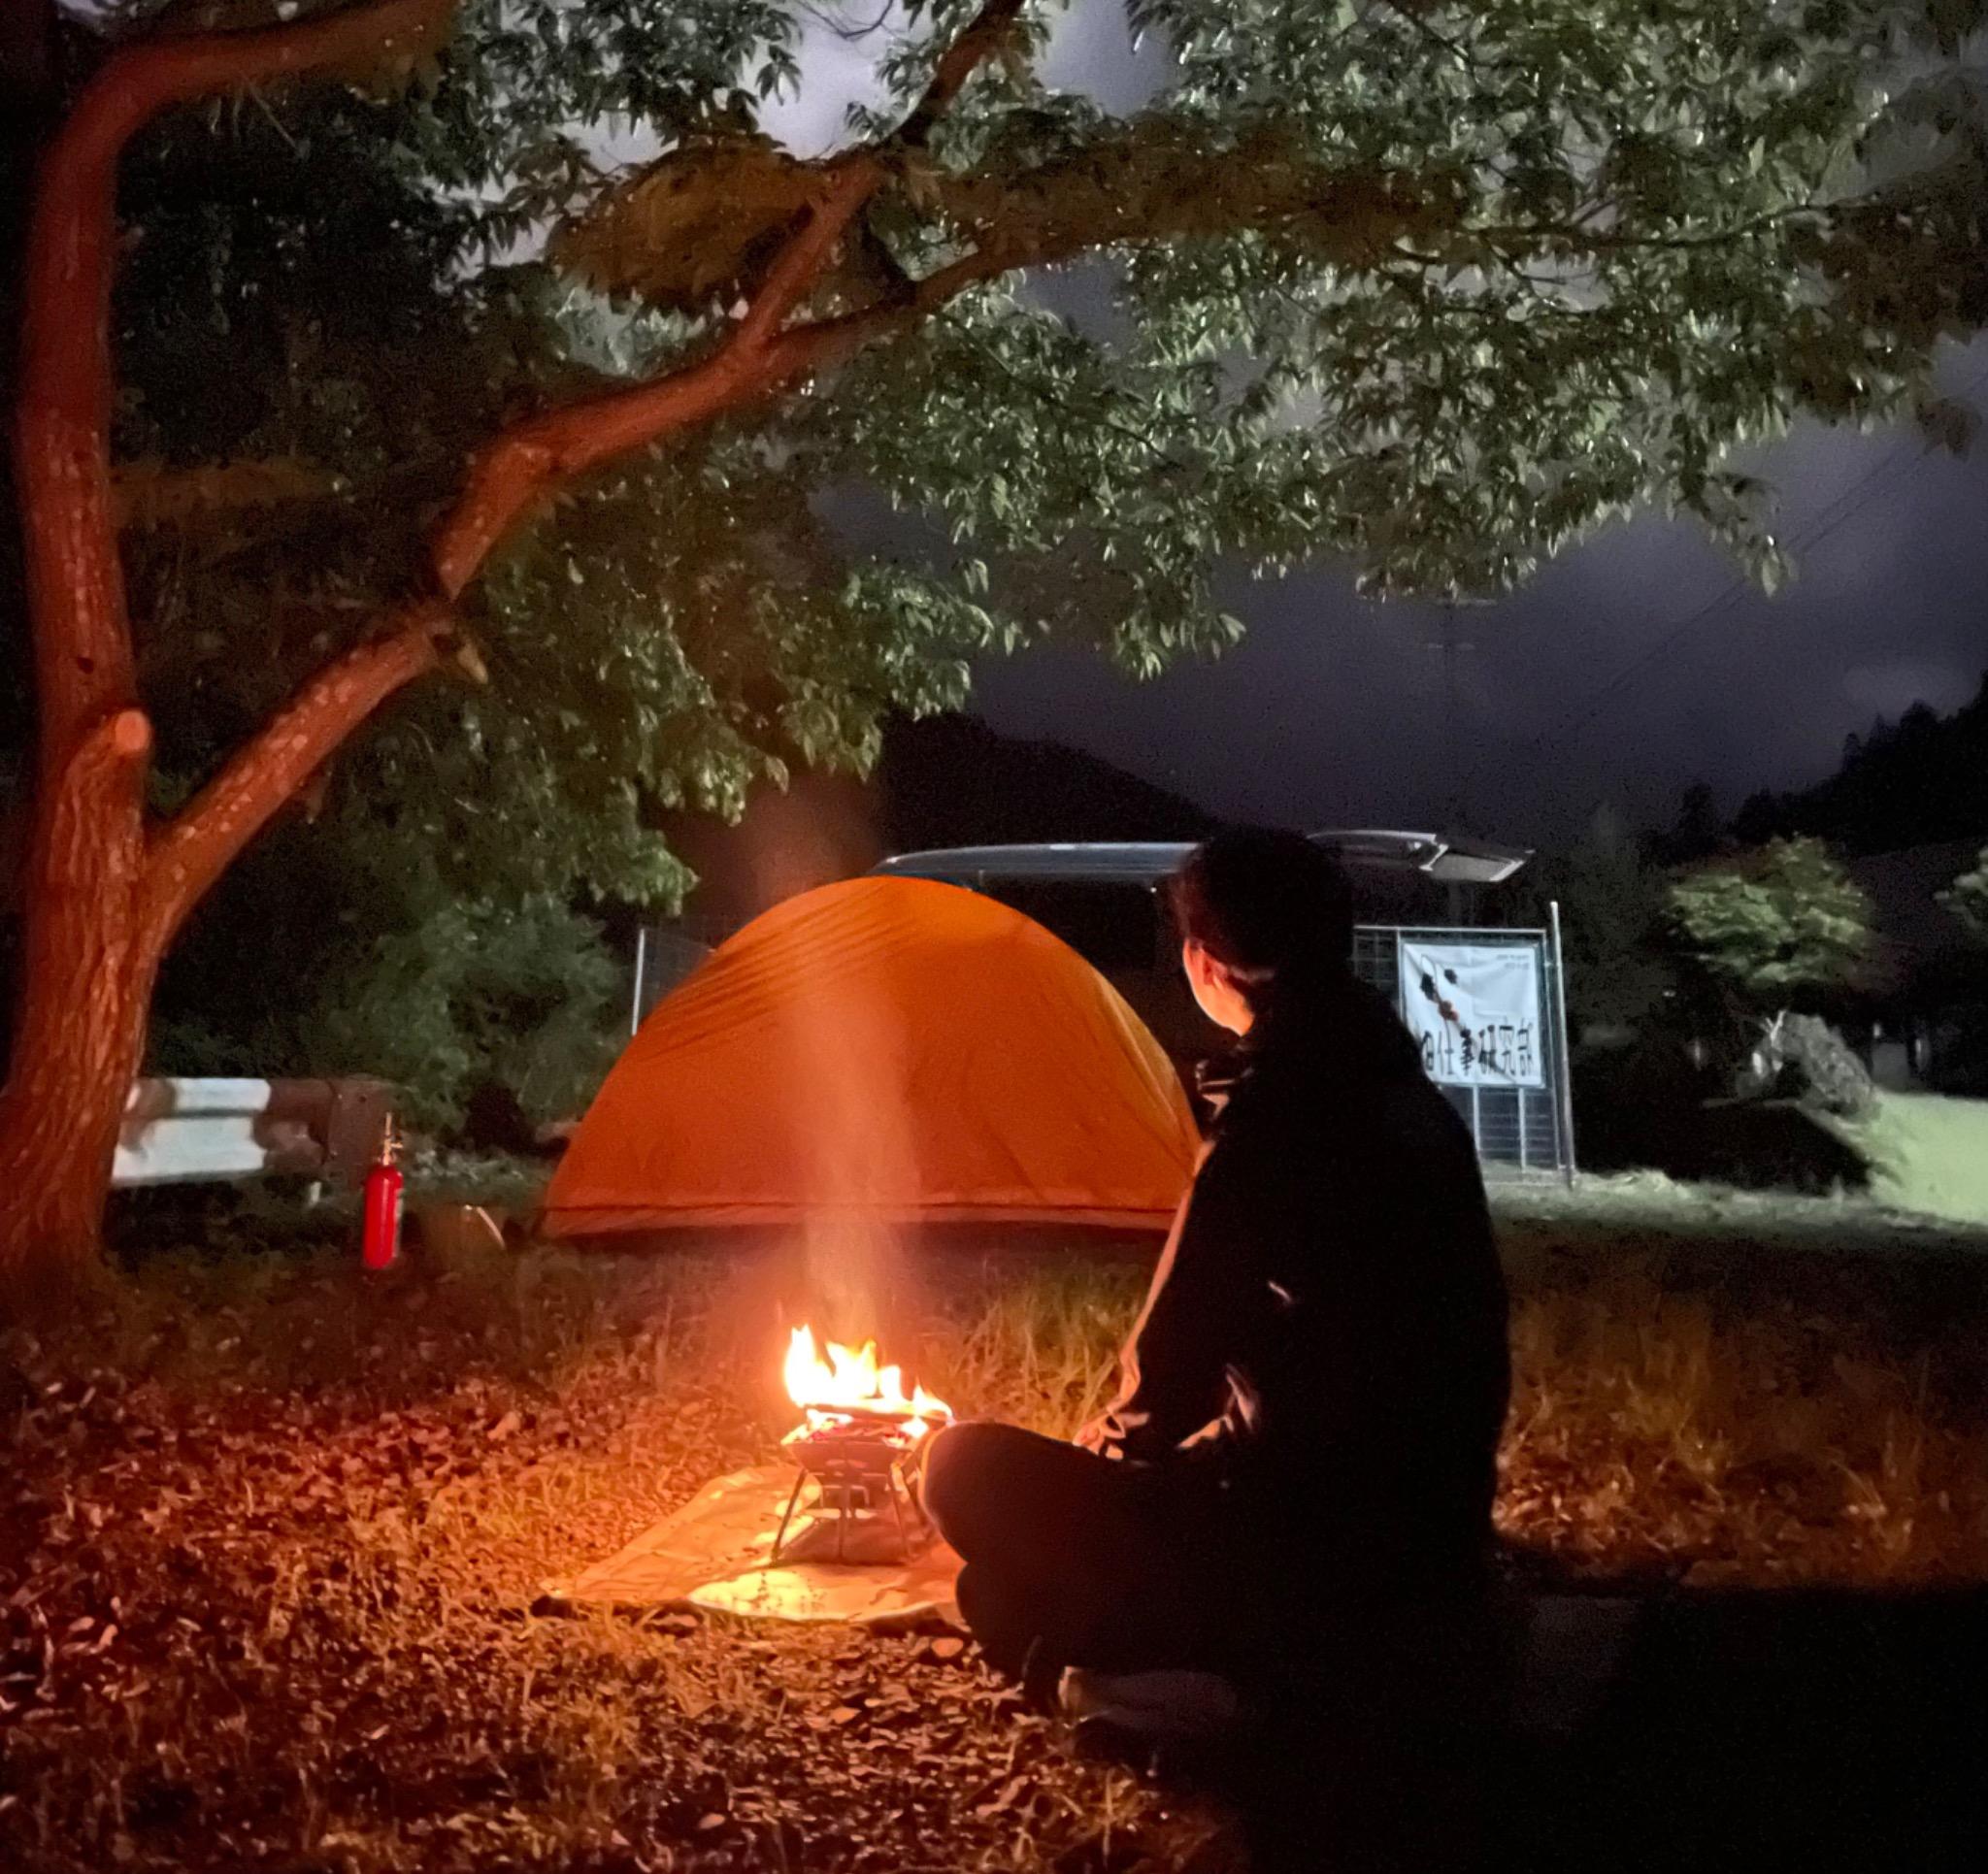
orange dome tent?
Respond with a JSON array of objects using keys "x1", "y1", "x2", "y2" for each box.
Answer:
[{"x1": 541, "y1": 876, "x2": 1198, "y2": 1235}]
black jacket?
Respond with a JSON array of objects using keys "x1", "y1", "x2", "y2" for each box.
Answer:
[{"x1": 1095, "y1": 975, "x2": 1510, "y2": 1580}]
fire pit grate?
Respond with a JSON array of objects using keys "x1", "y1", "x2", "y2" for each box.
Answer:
[
  {"x1": 772, "y1": 1416, "x2": 933, "y2": 1565},
  {"x1": 772, "y1": 1328, "x2": 950, "y2": 1566}
]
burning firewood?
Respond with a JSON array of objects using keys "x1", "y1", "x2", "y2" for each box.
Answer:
[{"x1": 774, "y1": 1328, "x2": 952, "y2": 1566}]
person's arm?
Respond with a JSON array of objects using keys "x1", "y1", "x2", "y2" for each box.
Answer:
[{"x1": 1086, "y1": 1127, "x2": 1269, "y2": 1463}]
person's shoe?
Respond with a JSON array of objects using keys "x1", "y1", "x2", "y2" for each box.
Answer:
[
  {"x1": 1058, "y1": 1666, "x2": 1243, "y2": 1742},
  {"x1": 1014, "y1": 1634, "x2": 1067, "y2": 1715}
]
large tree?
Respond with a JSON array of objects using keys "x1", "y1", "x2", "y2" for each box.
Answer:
[
  {"x1": 1668, "y1": 835, "x2": 1877, "y2": 1007},
  {"x1": 1530, "y1": 804, "x2": 1678, "y2": 1037},
  {"x1": 7, "y1": 0, "x2": 1987, "y2": 1281}
]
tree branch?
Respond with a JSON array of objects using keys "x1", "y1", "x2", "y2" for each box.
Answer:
[
  {"x1": 432, "y1": 0, "x2": 1022, "y2": 596},
  {"x1": 142, "y1": 0, "x2": 1026, "y2": 947},
  {"x1": 13, "y1": 0, "x2": 456, "y2": 805},
  {"x1": 113, "y1": 454, "x2": 347, "y2": 531},
  {"x1": 78, "y1": 0, "x2": 455, "y2": 135},
  {"x1": 1472, "y1": 206, "x2": 1825, "y2": 258},
  {"x1": 897, "y1": 0, "x2": 1023, "y2": 148},
  {"x1": 142, "y1": 599, "x2": 450, "y2": 941},
  {"x1": 431, "y1": 156, "x2": 886, "y2": 596},
  {"x1": 46, "y1": 709, "x2": 152, "y2": 891},
  {"x1": 1374, "y1": 0, "x2": 1481, "y2": 71}
]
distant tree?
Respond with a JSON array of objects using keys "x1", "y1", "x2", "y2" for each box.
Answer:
[
  {"x1": 1535, "y1": 805, "x2": 1676, "y2": 1036},
  {"x1": 1663, "y1": 675, "x2": 1988, "y2": 863},
  {"x1": 1730, "y1": 787, "x2": 1790, "y2": 848},
  {"x1": 1669, "y1": 837, "x2": 1875, "y2": 1009},
  {"x1": 8, "y1": 0, "x2": 1988, "y2": 1281},
  {"x1": 1654, "y1": 781, "x2": 1727, "y2": 866},
  {"x1": 1752, "y1": 674, "x2": 1988, "y2": 853},
  {"x1": 1942, "y1": 845, "x2": 1988, "y2": 941}
]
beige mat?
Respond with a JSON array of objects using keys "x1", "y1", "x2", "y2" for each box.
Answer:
[{"x1": 546, "y1": 1463, "x2": 964, "y2": 1628}]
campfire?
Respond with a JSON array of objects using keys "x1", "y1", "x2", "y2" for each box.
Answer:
[{"x1": 772, "y1": 1327, "x2": 952, "y2": 1565}]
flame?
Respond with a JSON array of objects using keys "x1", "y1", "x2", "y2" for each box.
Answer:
[{"x1": 782, "y1": 1325, "x2": 951, "y2": 1440}]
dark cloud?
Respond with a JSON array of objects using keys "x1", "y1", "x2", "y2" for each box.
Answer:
[
  {"x1": 774, "y1": 7, "x2": 1988, "y2": 845},
  {"x1": 975, "y1": 341, "x2": 1988, "y2": 843}
]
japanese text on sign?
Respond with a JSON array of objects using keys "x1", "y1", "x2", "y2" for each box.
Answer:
[{"x1": 1397, "y1": 940, "x2": 1545, "y2": 1090}]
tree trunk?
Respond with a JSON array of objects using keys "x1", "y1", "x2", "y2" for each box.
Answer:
[
  {"x1": 0, "y1": 2, "x2": 456, "y2": 1288},
  {"x1": 0, "y1": 0, "x2": 1009, "y2": 1291},
  {"x1": 0, "y1": 949, "x2": 156, "y2": 1284},
  {"x1": 0, "y1": 710, "x2": 156, "y2": 1284}
]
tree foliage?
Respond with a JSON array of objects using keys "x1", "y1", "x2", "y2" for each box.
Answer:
[
  {"x1": 103, "y1": 82, "x2": 826, "y2": 918},
  {"x1": 156, "y1": 851, "x2": 622, "y2": 1131},
  {"x1": 1530, "y1": 804, "x2": 1677, "y2": 1035},
  {"x1": 1943, "y1": 844, "x2": 1988, "y2": 938},
  {"x1": 11, "y1": 0, "x2": 1988, "y2": 1124},
  {"x1": 1669, "y1": 835, "x2": 1876, "y2": 1005},
  {"x1": 85, "y1": 0, "x2": 1988, "y2": 756},
  {"x1": 558, "y1": 0, "x2": 1988, "y2": 608},
  {"x1": 67, "y1": 0, "x2": 1988, "y2": 733}
]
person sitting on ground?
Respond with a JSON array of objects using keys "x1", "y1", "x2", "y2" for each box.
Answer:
[{"x1": 918, "y1": 827, "x2": 1511, "y2": 1736}]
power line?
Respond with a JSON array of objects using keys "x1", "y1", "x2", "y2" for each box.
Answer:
[
  {"x1": 1475, "y1": 368, "x2": 1988, "y2": 785},
  {"x1": 1425, "y1": 598, "x2": 1483, "y2": 832},
  {"x1": 1519, "y1": 451, "x2": 1929, "y2": 759}
]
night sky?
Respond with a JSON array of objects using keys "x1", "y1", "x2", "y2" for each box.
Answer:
[
  {"x1": 971, "y1": 372, "x2": 1988, "y2": 845},
  {"x1": 771, "y1": 6, "x2": 1988, "y2": 847}
]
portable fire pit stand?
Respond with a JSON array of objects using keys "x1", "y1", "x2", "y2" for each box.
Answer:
[{"x1": 772, "y1": 1418, "x2": 933, "y2": 1566}]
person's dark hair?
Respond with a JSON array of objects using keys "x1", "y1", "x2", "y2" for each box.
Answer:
[{"x1": 1167, "y1": 827, "x2": 1354, "y2": 1002}]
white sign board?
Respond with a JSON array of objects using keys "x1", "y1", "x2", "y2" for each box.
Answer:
[{"x1": 1397, "y1": 940, "x2": 1545, "y2": 1089}]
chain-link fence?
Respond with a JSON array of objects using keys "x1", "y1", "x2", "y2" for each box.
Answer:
[{"x1": 627, "y1": 923, "x2": 726, "y2": 1033}]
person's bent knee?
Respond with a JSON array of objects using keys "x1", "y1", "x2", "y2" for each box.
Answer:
[{"x1": 919, "y1": 1419, "x2": 1011, "y2": 1550}]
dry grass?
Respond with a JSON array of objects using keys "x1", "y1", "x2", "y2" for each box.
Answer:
[
  {"x1": 1501, "y1": 1281, "x2": 1988, "y2": 1585},
  {"x1": 0, "y1": 1240, "x2": 1206, "y2": 1874},
  {"x1": 2, "y1": 1220, "x2": 1985, "y2": 1873}
]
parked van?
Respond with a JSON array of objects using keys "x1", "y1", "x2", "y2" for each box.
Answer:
[{"x1": 872, "y1": 832, "x2": 1531, "y2": 1073}]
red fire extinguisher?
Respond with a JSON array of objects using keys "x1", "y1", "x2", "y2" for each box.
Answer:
[{"x1": 361, "y1": 1116, "x2": 404, "y2": 1271}]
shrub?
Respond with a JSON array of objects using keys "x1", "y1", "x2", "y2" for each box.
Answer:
[
  {"x1": 298, "y1": 891, "x2": 622, "y2": 1133},
  {"x1": 154, "y1": 873, "x2": 623, "y2": 1135}
]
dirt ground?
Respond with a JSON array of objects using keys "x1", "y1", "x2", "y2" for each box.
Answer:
[{"x1": 3, "y1": 1201, "x2": 1987, "y2": 1871}]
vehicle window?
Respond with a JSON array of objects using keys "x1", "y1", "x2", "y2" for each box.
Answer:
[{"x1": 988, "y1": 882, "x2": 1161, "y2": 971}]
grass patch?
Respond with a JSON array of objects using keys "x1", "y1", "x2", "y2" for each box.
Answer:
[
  {"x1": 3, "y1": 1218, "x2": 1986, "y2": 1871},
  {"x1": 1837, "y1": 1092, "x2": 1988, "y2": 1230}
]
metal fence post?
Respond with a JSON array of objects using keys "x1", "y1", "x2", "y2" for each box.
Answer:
[
  {"x1": 630, "y1": 925, "x2": 648, "y2": 1039},
  {"x1": 1547, "y1": 901, "x2": 1577, "y2": 1184}
]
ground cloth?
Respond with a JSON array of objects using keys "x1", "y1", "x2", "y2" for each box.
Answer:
[
  {"x1": 544, "y1": 1465, "x2": 1649, "y2": 1746},
  {"x1": 544, "y1": 1463, "x2": 964, "y2": 1627}
]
